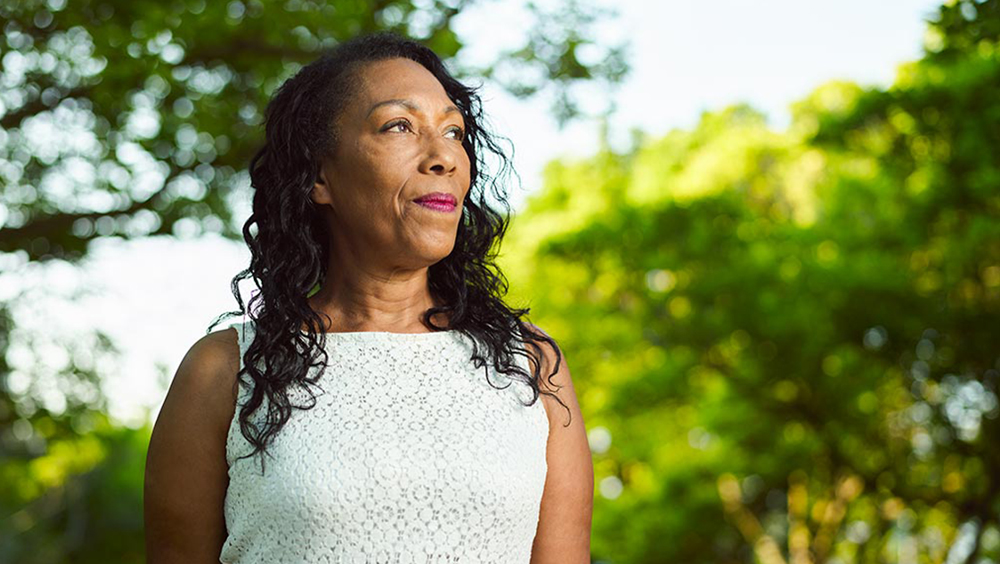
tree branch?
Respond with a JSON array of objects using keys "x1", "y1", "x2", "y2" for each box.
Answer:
[
  {"x1": 0, "y1": 163, "x2": 186, "y2": 259},
  {"x1": 0, "y1": 84, "x2": 94, "y2": 130}
]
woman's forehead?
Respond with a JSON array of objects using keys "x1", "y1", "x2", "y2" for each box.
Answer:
[{"x1": 354, "y1": 59, "x2": 451, "y2": 109}]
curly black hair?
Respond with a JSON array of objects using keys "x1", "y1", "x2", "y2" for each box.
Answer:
[{"x1": 209, "y1": 30, "x2": 570, "y2": 473}]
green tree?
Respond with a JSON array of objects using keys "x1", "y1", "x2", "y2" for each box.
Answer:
[
  {"x1": 0, "y1": 0, "x2": 629, "y2": 261},
  {"x1": 500, "y1": 1, "x2": 999, "y2": 562},
  {"x1": 0, "y1": 1, "x2": 630, "y2": 560}
]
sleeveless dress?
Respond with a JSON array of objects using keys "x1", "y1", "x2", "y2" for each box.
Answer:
[{"x1": 219, "y1": 320, "x2": 550, "y2": 564}]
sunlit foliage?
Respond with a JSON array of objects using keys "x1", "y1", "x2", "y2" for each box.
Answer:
[
  {"x1": 500, "y1": 1, "x2": 1000, "y2": 562},
  {"x1": 0, "y1": 0, "x2": 628, "y2": 560}
]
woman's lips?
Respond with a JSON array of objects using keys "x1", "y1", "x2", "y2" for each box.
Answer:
[{"x1": 415, "y1": 200, "x2": 456, "y2": 212}]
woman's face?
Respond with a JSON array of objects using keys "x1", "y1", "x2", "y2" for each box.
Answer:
[{"x1": 312, "y1": 57, "x2": 472, "y2": 271}]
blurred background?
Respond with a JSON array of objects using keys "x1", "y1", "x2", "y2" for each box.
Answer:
[{"x1": 1, "y1": 0, "x2": 998, "y2": 562}]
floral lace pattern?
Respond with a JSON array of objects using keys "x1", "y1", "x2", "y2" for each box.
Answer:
[{"x1": 219, "y1": 321, "x2": 549, "y2": 564}]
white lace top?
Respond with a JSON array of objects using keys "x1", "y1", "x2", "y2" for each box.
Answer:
[{"x1": 219, "y1": 320, "x2": 549, "y2": 564}]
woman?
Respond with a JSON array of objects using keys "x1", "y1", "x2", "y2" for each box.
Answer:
[{"x1": 144, "y1": 30, "x2": 593, "y2": 563}]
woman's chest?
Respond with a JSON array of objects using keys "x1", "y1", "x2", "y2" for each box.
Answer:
[{"x1": 226, "y1": 362, "x2": 549, "y2": 539}]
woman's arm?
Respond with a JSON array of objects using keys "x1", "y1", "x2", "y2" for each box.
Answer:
[
  {"x1": 144, "y1": 328, "x2": 240, "y2": 563},
  {"x1": 526, "y1": 324, "x2": 595, "y2": 564}
]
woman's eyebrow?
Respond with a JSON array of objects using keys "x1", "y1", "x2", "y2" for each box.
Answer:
[{"x1": 366, "y1": 98, "x2": 460, "y2": 119}]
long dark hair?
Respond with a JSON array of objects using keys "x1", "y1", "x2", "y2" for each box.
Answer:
[{"x1": 209, "y1": 30, "x2": 570, "y2": 472}]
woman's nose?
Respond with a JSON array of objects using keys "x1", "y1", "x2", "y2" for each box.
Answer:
[{"x1": 420, "y1": 134, "x2": 458, "y2": 175}]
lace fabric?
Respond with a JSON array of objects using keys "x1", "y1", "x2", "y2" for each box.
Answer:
[{"x1": 219, "y1": 321, "x2": 549, "y2": 564}]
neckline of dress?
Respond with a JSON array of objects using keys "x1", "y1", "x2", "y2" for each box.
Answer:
[{"x1": 297, "y1": 328, "x2": 459, "y2": 341}]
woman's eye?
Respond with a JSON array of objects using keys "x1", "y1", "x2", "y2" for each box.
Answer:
[
  {"x1": 385, "y1": 120, "x2": 411, "y2": 133},
  {"x1": 383, "y1": 119, "x2": 464, "y2": 140}
]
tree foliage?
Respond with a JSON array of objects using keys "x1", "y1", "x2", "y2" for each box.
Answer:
[
  {"x1": 0, "y1": 0, "x2": 629, "y2": 262},
  {"x1": 0, "y1": 0, "x2": 628, "y2": 560},
  {"x1": 500, "y1": 1, "x2": 1000, "y2": 561}
]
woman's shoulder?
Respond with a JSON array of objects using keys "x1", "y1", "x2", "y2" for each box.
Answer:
[
  {"x1": 168, "y1": 326, "x2": 242, "y2": 433},
  {"x1": 518, "y1": 322, "x2": 576, "y2": 423},
  {"x1": 518, "y1": 322, "x2": 563, "y2": 375},
  {"x1": 144, "y1": 326, "x2": 241, "y2": 559}
]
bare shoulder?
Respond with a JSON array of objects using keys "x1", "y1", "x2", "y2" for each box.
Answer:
[
  {"x1": 144, "y1": 326, "x2": 241, "y2": 563},
  {"x1": 521, "y1": 322, "x2": 594, "y2": 562},
  {"x1": 520, "y1": 322, "x2": 575, "y2": 427},
  {"x1": 167, "y1": 327, "x2": 242, "y2": 423},
  {"x1": 194, "y1": 327, "x2": 242, "y2": 405}
]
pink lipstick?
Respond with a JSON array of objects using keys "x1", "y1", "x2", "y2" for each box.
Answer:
[
  {"x1": 416, "y1": 200, "x2": 456, "y2": 212},
  {"x1": 413, "y1": 192, "x2": 457, "y2": 212}
]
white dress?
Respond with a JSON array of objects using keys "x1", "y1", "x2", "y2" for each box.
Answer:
[{"x1": 219, "y1": 320, "x2": 550, "y2": 564}]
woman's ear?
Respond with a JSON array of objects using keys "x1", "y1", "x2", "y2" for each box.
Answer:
[{"x1": 312, "y1": 165, "x2": 334, "y2": 207}]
